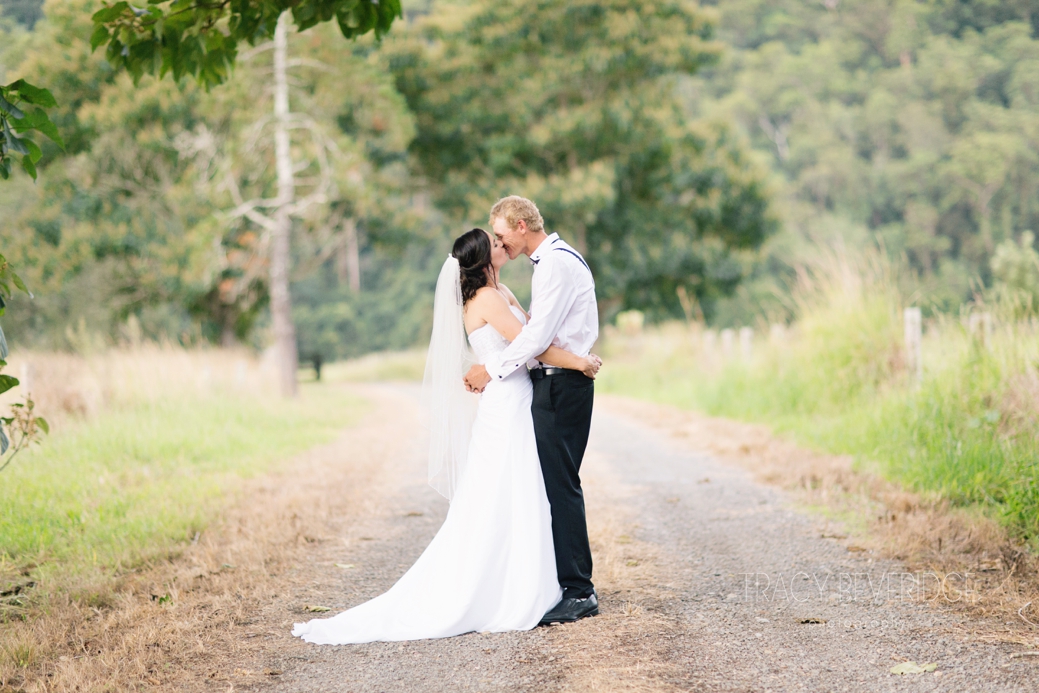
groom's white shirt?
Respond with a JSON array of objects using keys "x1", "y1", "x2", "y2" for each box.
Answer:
[{"x1": 486, "y1": 233, "x2": 598, "y2": 381}]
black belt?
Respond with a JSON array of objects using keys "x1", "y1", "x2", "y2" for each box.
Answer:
[{"x1": 530, "y1": 367, "x2": 576, "y2": 378}]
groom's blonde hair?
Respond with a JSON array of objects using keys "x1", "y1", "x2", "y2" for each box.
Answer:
[{"x1": 489, "y1": 195, "x2": 544, "y2": 234}]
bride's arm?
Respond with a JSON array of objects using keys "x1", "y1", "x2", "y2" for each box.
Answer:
[{"x1": 474, "y1": 288, "x2": 600, "y2": 378}]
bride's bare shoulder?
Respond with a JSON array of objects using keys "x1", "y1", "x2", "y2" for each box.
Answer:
[
  {"x1": 497, "y1": 283, "x2": 518, "y2": 302},
  {"x1": 470, "y1": 286, "x2": 508, "y2": 306},
  {"x1": 465, "y1": 286, "x2": 506, "y2": 326}
]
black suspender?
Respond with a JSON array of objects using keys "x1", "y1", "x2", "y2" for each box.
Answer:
[
  {"x1": 531, "y1": 239, "x2": 591, "y2": 272},
  {"x1": 553, "y1": 246, "x2": 590, "y2": 271}
]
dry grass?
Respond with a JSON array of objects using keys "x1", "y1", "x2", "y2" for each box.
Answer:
[
  {"x1": 0, "y1": 344, "x2": 276, "y2": 427},
  {"x1": 0, "y1": 383, "x2": 401, "y2": 692},
  {"x1": 0, "y1": 347, "x2": 369, "y2": 693},
  {"x1": 600, "y1": 394, "x2": 1039, "y2": 648}
]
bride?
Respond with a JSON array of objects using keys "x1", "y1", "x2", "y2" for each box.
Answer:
[{"x1": 292, "y1": 228, "x2": 600, "y2": 644}]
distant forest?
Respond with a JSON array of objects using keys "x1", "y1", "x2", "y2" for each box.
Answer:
[{"x1": 695, "y1": 0, "x2": 1039, "y2": 322}]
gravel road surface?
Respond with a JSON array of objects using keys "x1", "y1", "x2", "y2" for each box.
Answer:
[{"x1": 236, "y1": 385, "x2": 1037, "y2": 692}]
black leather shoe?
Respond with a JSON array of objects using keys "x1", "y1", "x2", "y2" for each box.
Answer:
[{"x1": 538, "y1": 592, "x2": 599, "y2": 625}]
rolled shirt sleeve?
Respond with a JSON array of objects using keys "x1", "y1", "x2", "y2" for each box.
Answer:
[{"x1": 485, "y1": 258, "x2": 579, "y2": 381}]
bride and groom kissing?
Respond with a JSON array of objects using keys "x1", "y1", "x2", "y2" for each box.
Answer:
[{"x1": 293, "y1": 195, "x2": 602, "y2": 645}]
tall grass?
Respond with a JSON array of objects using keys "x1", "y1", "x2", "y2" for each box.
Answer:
[
  {"x1": 599, "y1": 251, "x2": 1039, "y2": 546},
  {"x1": 0, "y1": 346, "x2": 365, "y2": 591}
]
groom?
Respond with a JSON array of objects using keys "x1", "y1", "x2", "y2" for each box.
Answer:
[{"x1": 463, "y1": 195, "x2": 600, "y2": 625}]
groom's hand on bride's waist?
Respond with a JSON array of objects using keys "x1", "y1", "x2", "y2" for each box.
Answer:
[{"x1": 464, "y1": 364, "x2": 491, "y2": 393}]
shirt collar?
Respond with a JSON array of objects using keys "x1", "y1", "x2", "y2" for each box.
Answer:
[{"x1": 529, "y1": 233, "x2": 559, "y2": 266}]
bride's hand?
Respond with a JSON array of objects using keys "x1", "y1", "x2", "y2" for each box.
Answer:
[{"x1": 581, "y1": 354, "x2": 602, "y2": 379}]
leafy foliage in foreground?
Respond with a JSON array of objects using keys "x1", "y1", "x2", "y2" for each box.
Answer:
[
  {"x1": 90, "y1": 0, "x2": 402, "y2": 87},
  {"x1": 0, "y1": 78, "x2": 62, "y2": 180},
  {"x1": 0, "y1": 254, "x2": 49, "y2": 469}
]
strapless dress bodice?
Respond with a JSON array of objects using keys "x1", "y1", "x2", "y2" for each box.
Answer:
[{"x1": 468, "y1": 305, "x2": 526, "y2": 364}]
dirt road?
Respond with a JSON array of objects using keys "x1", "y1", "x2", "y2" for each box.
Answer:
[{"x1": 172, "y1": 382, "x2": 1032, "y2": 693}]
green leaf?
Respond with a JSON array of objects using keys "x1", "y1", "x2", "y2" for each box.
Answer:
[
  {"x1": 3, "y1": 119, "x2": 29, "y2": 156},
  {"x1": 0, "y1": 374, "x2": 19, "y2": 395},
  {"x1": 0, "y1": 158, "x2": 9, "y2": 180},
  {"x1": 24, "y1": 138, "x2": 41, "y2": 164},
  {"x1": 20, "y1": 154, "x2": 37, "y2": 181},
  {"x1": 92, "y1": 2, "x2": 130, "y2": 24},
  {"x1": 90, "y1": 24, "x2": 112, "y2": 51},
  {"x1": 13, "y1": 108, "x2": 64, "y2": 149},
  {"x1": 7, "y1": 80, "x2": 57, "y2": 108},
  {"x1": 10, "y1": 271, "x2": 30, "y2": 298},
  {"x1": 0, "y1": 93, "x2": 24, "y2": 119},
  {"x1": 36, "y1": 417, "x2": 49, "y2": 435}
]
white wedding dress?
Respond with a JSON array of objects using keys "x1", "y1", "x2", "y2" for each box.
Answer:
[{"x1": 292, "y1": 306, "x2": 562, "y2": 644}]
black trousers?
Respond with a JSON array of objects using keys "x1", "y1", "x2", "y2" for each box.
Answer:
[{"x1": 531, "y1": 369, "x2": 595, "y2": 599}]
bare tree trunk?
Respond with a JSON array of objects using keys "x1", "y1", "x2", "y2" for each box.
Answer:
[
  {"x1": 220, "y1": 322, "x2": 236, "y2": 348},
  {"x1": 271, "y1": 12, "x2": 298, "y2": 398},
  {"x1": 335, "y1": 217, "x2": 361, "y2": 292}
]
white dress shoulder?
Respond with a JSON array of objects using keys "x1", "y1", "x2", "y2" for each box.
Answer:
[{"x1": 292, "y1": 306, "x2": 562, "y2": 644}]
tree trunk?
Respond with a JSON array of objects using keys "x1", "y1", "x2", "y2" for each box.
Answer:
[
  {"x1": 220, "y1": 321, "x2": 236, "y2": 348},
  {"x1": 270, "y1": 12, "x2": 298, "y2": 398},
  {"x1": 336, "y1": 217, "x2": 361, "y2": 292}
]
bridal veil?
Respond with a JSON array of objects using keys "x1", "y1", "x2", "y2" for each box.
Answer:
[{"x1": 422, "y1": 255, "x2": 478, "y2": 500}]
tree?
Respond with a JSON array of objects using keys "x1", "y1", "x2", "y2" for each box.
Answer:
[
  {"x1": 387, "y1": 0, "x2": 777, "y2": 321},
  {"x1": 685, "y1": 0, "x2": 1039, "y2": 321},
  {"x1": 82, "y1": 0, "x2": 404, "y2": 395},
  {"x1": 3, "y1": 8, "x2": 423, "y2": 371},
  {"x1": 90, "y1": 0, "x2": 402, "y2": 88},
  {"x1": 0, "y1": 78, "x2": 63, "y2": 180}
]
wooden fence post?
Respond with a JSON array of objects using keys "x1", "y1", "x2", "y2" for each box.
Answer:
[
  {"x1": 739, "y1": 327, "x2": 754, "y2": 360},
  {"x1": 720, "y1": 328, "x2": 735, "y2": 359},
  {"x1": 702, "y1": 329, "x2": 717, "y2": 354},
  {"x1": 19, "y1": 362, "x2": 34, "y2": 398}
]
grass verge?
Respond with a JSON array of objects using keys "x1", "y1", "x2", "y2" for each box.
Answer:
[
  {"x1": 0, "y1": 347, "x2": 366, "y2": 625},
  {"x1": 599, "y1": 253, "x2": 1039, "y2": 549},
  {"x1": 1, "y1": 386, "x2": 363, "y2": 589}
]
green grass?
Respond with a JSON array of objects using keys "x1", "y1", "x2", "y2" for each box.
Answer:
[
  {"x1": 313, "y1": 348, "x2": 427, "y2": 383},
  {"x1": 0, "y1": 382, "x2": 366, "y2": 583},
  {"x1": 600, "y1": 282, "x2": 1039, "y2": 547}
]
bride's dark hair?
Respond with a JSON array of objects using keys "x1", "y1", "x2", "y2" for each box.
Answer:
[{"x1": 452, "y1": 228, "x2": 494, "y2": 304}]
